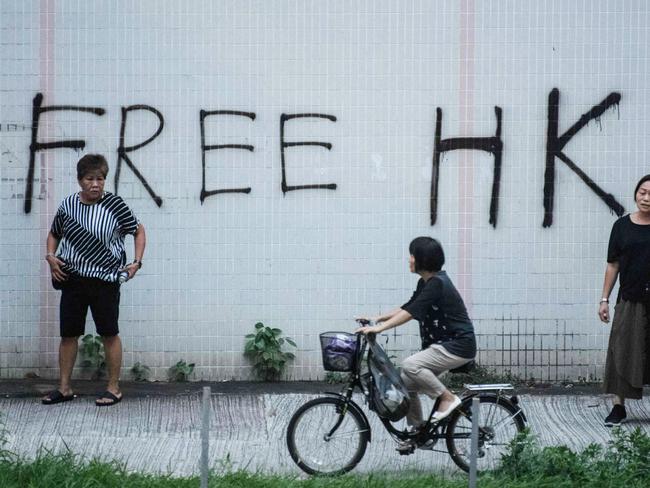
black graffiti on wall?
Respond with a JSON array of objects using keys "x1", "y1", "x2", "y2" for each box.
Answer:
[
  {"x1": 280, "y1": 113, "x2": 337, "y2": 193},
  {"x1": 543, "y1": 88, "x2": 624, "y2": 227},
  {"x1": 116, "y1": 105, "x2": 164, "y2": 208},
  {"x1": 0, "y1": 123, "x2": 29, "y2": 132},
  {"x1": 430, "y1": 106, "x2": 503, "y2": 227},
  {"x1": 23, "y1": 94, "x2": 338, "y2": 212},
  {"x1": 25, "y1": 93, "x2": 105, "y2": 213},
  {"x1": 200, "y1": 110, "x2": 256, "y2": 203},
  {"x1": 24, "y1": 94, "x2": 163, "y2": 211},
  {"x1": 22, "y1": 90, "x2": 625, "y2": 227}
]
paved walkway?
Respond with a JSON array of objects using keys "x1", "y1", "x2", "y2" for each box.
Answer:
[{"x1": 1, "y1": 380, "x2": 649, "y2": 477}]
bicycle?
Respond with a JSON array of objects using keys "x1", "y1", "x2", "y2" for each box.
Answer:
[{"x1": 286, "y1": 322, "x2": 527, "y2": 475}]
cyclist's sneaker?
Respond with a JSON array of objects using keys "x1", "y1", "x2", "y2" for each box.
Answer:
[
  {"x1": 396, "y1": 440, "x2": 415, "y2": 455},
  {"x1": 604, "y1": 404, "x2": 626, "y2": 427},
  {"x1": 396, "y1": 437, "x2": 435, "y2": 453},
  {"x1": 417, "y1": 438, "x2": 436, "y2": 450}
]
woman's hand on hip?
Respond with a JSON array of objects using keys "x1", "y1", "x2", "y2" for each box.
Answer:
[{"x1": 46, "y1": 255, "x2": 68, "y2": 282}]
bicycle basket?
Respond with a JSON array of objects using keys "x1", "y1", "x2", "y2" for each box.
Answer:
[{"x1": 319, "y1": 332, "x2": 358, "y2": 372}]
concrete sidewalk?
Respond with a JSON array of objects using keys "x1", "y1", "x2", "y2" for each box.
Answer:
[{"x1": 1, "y1": 379, "x2": 650, "y2": 477}]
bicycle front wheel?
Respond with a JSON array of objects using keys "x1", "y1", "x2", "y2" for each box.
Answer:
[
  {"x1": 286, "y1": 396, "x2": 370, "y2": 475},
  {"x1": 445, "y1": 395, "x2": 525, "y2": 472}
]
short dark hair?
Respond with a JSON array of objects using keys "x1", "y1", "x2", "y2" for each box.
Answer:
[
  {"x1": 77, "y1": 154, "x2": 109, "y2": 180},
  {"x1": 634, "y1": 174, "x2": 650, "y2": 199},
  {"x1": 409, "y1": 236, "x2": 445, "y2": 272}
]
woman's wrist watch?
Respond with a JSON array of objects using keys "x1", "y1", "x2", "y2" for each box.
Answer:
[{"x1": 600, "y1": 298, "x2": 609, "y2": 304}]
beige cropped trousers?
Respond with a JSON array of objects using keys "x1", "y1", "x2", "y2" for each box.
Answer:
[{"x1": 400, "y1": 344, "x2": 470, "y2": 427}]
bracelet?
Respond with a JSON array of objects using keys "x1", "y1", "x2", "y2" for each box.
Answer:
[
  {"x1": 600, "y1": 298, "x2": 609, "y2": 304},
  {"x1": 133, "y1": 259, "x2": 142, "y2": 269},
  {"x1": 45, "y1": 253, "x2": 55, "y2": 260}
]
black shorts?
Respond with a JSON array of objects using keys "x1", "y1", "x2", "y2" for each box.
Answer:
[{"x1": 59, "y1": 276, "x2": 120, "y2": 337}]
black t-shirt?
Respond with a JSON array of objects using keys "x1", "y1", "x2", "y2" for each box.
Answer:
[
  {"x1": 401, "y1": 271, "x2": 476, "y2": 359},
  {"x1": 607, "y1": 215, "x2": 650, "y2": 303}
]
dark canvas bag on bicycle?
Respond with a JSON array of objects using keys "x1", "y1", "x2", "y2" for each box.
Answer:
[{"x1": 366, "y1": 337, "x2": 410, "y2": 422}]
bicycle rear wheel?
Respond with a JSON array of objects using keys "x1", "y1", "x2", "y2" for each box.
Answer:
[
  {"x1": 445, "y1": 395, "x2": 525, "y2": 472},
  {"x1": 286, "y1": 396, "x2": 370, "y2": 475}
]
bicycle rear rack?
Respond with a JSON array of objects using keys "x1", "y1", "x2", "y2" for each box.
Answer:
[{"x1": 464, "y1": 383, "x2": 514, "y2": 391}]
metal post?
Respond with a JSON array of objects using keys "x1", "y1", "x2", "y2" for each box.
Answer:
[
  {"x1": 200, "y1": 386, "x2": 211, "y2": 488},
  {"x1": 469, "y1": 396, "x2": 480, "y2": 488}
]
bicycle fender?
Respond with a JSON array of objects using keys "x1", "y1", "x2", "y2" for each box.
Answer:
[
  {"x1": 323, "y1": 391, "x2": 372, "y2": 442},
  {"x1": 460, "y1": 392, "x2": 528, "y2": 424},
  {"x1": 508, "y1": 394, "x2": 528, "y2": 423}
]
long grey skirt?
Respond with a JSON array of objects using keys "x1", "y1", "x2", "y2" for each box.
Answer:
[{"x1": 603, "y1": 300, "x2": 650, "y2": 399}]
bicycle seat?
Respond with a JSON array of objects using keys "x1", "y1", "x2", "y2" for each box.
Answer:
[{"x1": 449, "y1": 360, "x2": 476, "y2": 374}]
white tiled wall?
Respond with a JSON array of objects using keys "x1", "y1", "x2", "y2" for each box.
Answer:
[{"x1": 1, "y1": 1, "x2": 648, "y2": 381}]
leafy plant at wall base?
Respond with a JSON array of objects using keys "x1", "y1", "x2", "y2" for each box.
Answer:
[
  {"x1": 79, "y1": 334, "x2": 106, "y2": 380},
  {"x1": 325, "y1": 372, "x2": 350, "y2": 384},
  {"x1": 168, "y1": 360, "x2": 195, "y2": 382},
  {"x1": 130, "y1": 362, "x2": 151, "y2": 382},
  {"x1": 244, "y1": 322, "x2": 297, "y2": 381}
]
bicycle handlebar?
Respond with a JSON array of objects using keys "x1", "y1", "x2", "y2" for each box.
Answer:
[{"x1": 354, "y1": 318, "x2": 377, "y2": 342}]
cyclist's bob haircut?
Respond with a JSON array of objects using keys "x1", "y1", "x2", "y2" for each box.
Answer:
[
  {"x1": 634, "y1": 174, "x2": 650, "y2": 199},
  {"x1": 77, "y1": 154, "x2": 109, "y2": 180},
  {"x1": 409, "y1": 236, "x2": 445, "y2": 272}
]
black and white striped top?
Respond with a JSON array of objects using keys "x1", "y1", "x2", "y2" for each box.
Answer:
[{"x1": 51, "y1": 192, "x2": 140, "y2": 282}]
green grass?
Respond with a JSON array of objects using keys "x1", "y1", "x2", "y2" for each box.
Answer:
[
  {"x1": 1, "y1": 421, "x2": 649, "y2": 487},
  {"x1": 0, "y1": 456, "x2": 466, "y2": 488}
]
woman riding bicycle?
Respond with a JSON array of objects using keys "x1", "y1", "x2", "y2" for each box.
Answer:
[{"x1": 356, "y1": 237, "x2": 476, "y2": 441}]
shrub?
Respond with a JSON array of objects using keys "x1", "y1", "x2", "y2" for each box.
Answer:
[
  {"x1": 130, "y1": 362, "x2": 151, "y2": 382},
  {"x1": 494, "y1": 427, "x2": 650, "y2": 486},
  {"x1": 325, "y1": 372, "x2": 350, "y2": 384},
  {"x1": 168, "y1": 360, "x2": 195, "y2": 382},
  {"x1": 244, "y1": 322, "x2": 296, "y2": 381},
  {"x1": 79, "y1": 334, "x2": 106, "y2": 380}
]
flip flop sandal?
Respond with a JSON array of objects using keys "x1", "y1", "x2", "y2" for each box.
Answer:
[
  {"x1": 95, "y1": 390, "x2": 122, "y2": 407},
  {"x1": 42, "y1": 390, "x2": 75, "y2": 405}
]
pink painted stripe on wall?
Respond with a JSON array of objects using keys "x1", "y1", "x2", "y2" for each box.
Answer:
[
  {"x1": 39, "y1": 0, "x2": 56, "y2": 370},
  {"x1": 458, "y1": 0, "x2": 474, "y2": 310}
]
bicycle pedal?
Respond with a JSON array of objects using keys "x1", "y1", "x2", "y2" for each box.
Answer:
[{"x1": 396, "y1": 442, "x2": 416, "y2": 455}]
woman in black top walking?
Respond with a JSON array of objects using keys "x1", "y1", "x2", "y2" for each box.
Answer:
[
  {"x1": 599, "y1": 174, "x2": 650, "y2": 426},
  {"x1": 356, "y1": 237, "x2": 475, "y2": 449}
]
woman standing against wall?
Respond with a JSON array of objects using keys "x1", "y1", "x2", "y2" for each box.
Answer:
[
  {"x1": 43, "y1": 154, "x2": 146, "y2": 407},
  {"x1": 598, "y1": 174, "x2": 650, "y2": 426}
]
